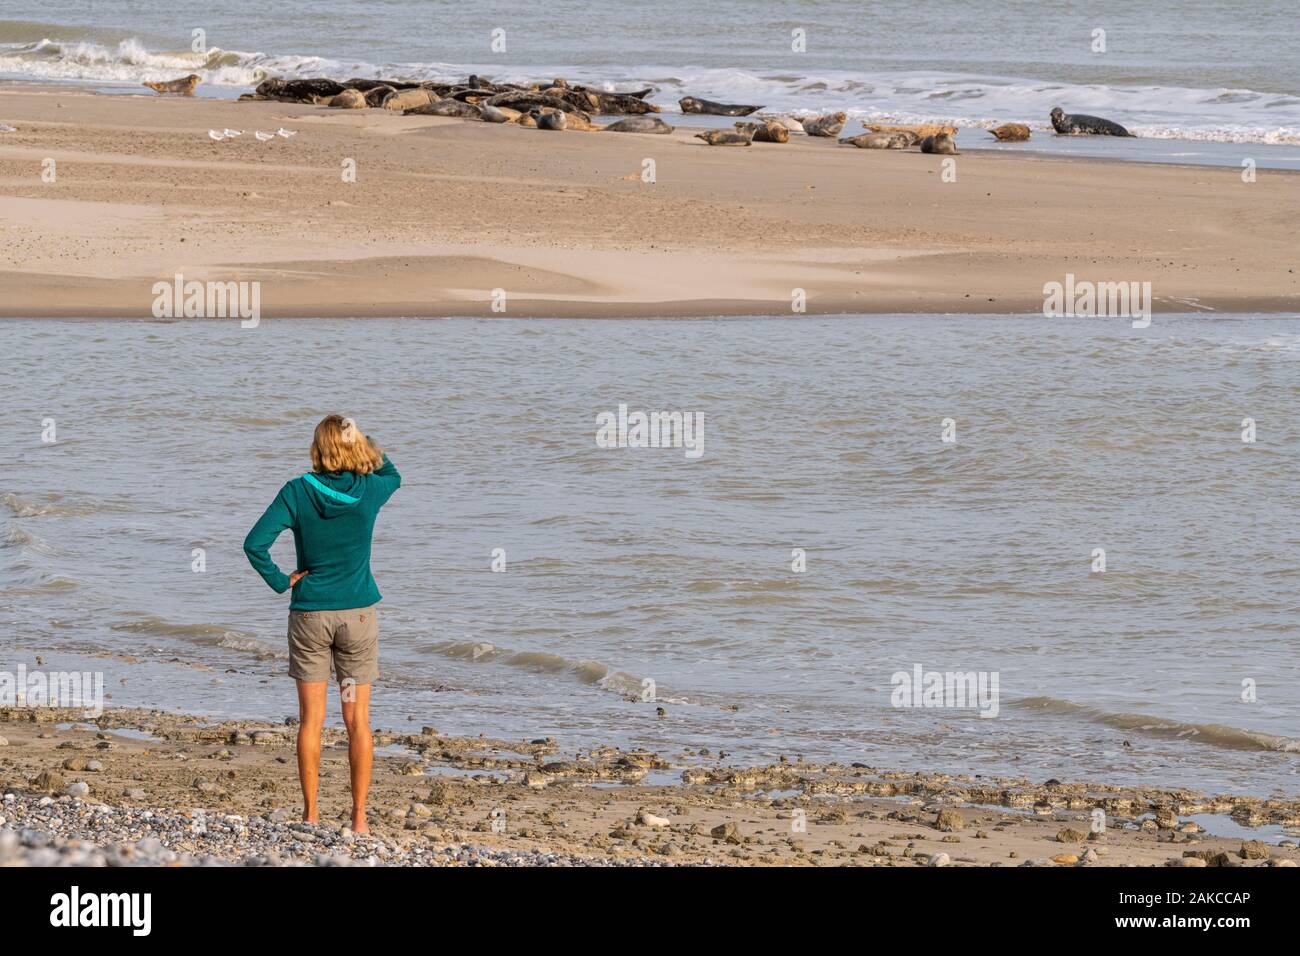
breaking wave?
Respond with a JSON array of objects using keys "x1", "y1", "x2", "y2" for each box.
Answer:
[{"x1": 1018, "y1": 696, "x2": 1300, "y2": 753}]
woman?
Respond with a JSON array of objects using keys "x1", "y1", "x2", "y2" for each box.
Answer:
[{"x1": 243, "y1": 415, "x2": 401, "y2": 833}]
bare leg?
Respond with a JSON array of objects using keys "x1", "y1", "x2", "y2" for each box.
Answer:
[
  {"x1": 295, "y1": 680, "x2": 327, "y2": 823},
  {"x1": 340, "y1": 682, "x2": 372, "y2": 833}
]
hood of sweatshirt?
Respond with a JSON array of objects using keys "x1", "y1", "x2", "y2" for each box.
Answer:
[{"x1": 301, "y1": 470, "x2": 368, "y2": 518}]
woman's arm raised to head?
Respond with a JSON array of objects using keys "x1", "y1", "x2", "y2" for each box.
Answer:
[{"x1": 368, "y1": 436, "x2": 400, "y2": 503}]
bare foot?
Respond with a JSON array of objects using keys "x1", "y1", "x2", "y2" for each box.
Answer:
[{"x1": 351, "y1": 810, "x2": 369, "y2": 834}]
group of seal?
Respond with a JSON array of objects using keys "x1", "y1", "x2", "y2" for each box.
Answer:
[
  {"x1": 734, "y1": 119, "x2": 789, "y2": 143},
  {"x1": 244, "y1": 75, "x2": 659, "y2": 117},
  {"x1": 194, "y1": 71, "x2": 1140, "y2": 153},
  {"x1": 835, "y1": 123, "x2": 958, "y2": 154}
]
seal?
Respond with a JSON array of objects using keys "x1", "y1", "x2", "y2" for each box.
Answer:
[
  {"x1": 680, "y1": 96, "x2": 763, "y2": 116},
  {"x1": 694, "y1": 129, "x2": 753, "y2": 146},
  {"x1": 381, "y1": 88, "x2": 435, "y2": 111},
  {"x1": 604, "y1": 116, "x2": 674, "y2": 134},
  {"x1": 254, "y1": 77, "x2": 346, "y2": 104},
  {"x1": 328, "y1": 88, "x2": 368, "y2": 109},
  {"x1": 919, "y1": 131, "x2": 959, "y2": 154},
  {"x1": 801, "y1": 112, "x2": 848, "y2": 137},
  {"x1": 864, "y1": 123, "x2": 954, "y2": 140},
  {"x1": 363, "y1": 85, "x2": 397, "y2": 107},
  {"x1": 533, "y1": 108, "x2": 568, "y2": 131},
  {"x1": 1050, "y1": 107, "x2": 1134, "y2": 137},
  {"x1": 734, "y1": 119, "x2": 789, "y2": 143},
  {"x1": 838, "y1": 132, "x2": 910, "y2": 149},
  {"x1": 404, "y1": 99, "x2": 482, "y2": 118},
  {"x1": 343, "y1": 77, "x2": 423, "y2": 92},
  {"x1": 485, "y1": 92, "x2": 579, "y2": 115},
  {"x1": 989, "y1": 122, "x2": 1031, "y2": 141},
  {"x1": 480, "y1": 104, "x2": 517, "y2": 123},
  {"x1": 562, "y1": 112, "x2": 603, "y2": 131},
  {"x1": 143, "y1": 74, "x2": 200, "y2": 96}
]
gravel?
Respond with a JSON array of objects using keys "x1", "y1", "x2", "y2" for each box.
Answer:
[{"x1": 0, "y1": 791, "x2": 670, "y2": 867}]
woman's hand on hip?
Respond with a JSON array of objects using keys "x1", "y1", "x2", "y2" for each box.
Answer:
[{"x1": 289, "y1": 570, "x2": 309, "y2": 588}]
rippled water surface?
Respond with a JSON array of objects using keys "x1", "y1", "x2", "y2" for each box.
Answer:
[{"x1": 3, "y1": 315, "x2": 1299, "y2": 796}]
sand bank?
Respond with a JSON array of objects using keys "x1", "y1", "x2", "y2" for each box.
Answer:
[{"x1": 1, "y1": 85, "x2": 1297, "y2": 318}]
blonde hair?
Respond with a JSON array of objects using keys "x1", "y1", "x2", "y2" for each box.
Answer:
[{"x1": 310, "y1": 415, "x2": 384, "y2": 475}]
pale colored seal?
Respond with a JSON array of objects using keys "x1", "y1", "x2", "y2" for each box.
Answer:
[
  {"x1": 328, "y1": 88, "x2": 367, "y2": 109},
  {"x1": 838, "y1": 132, "x2": 910, "y2": 149},
  {"x1": 801, "y1": 112, "x2": 847, "y2": 137},
  {"x1": 143, "y1": 74, "x2": 200, "y2": 96},
  {"x1": 920, "y1": 131, "x2": 959, "y2": 154},
  {"x1": 734, "y1": 120, "x2": 789, "y2": 143},
  {"x1": 680, "y1": 96, "x2": 762, "y2": 116},
  {"x1": 1050, "y1": 107, "x2": 1134, "y2": 137},
  {"x1": 864, "y1": 123, "x2": 955, "y2": 139},
  {"x1": 381, "y1": 88, "x2": 435, "y2": 111},
  {"x1": 989, "y1": 122, "x2": 1031, "y2": 141},
  {"x1": 405, "y1": 99, "x2": 482, "y2": 118},
  {"x1": 604, "y1": 116, "x2": 674, "y2": 134},
  {"x1": 695, "y1": 129, "x2": 753, "y2": 146},
  {"x1": 480, "y1": 104, "x2": 516, "y2": 123}
]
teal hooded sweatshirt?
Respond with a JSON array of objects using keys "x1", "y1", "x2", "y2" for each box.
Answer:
[{"x1": 243, "y1": 455, "x2": 401, "y2": 611}]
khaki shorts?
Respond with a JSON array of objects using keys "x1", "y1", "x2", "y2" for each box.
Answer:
[{"x1": 287, "y1": 606, "x2": 379, "y2": 684}]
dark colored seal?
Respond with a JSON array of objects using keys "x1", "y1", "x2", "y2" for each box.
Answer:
[
  {"x1": 920, "y1": 131, "x2": 959, "y2": 154},
  {"x1": 680, "y1": 96, "x2": 763, "y2": 116},
  {"x1": 1050, "y1": 107, "x2": 1134, "y2": 137}
]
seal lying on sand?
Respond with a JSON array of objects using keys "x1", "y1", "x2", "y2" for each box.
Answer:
[
  {"x1": 801, "y1": 112, "x2": 847, "y2": 137},
  {"x1": 329, "y1": 88, "x2": 367, "y2": 109},
  {"x1": 343, "y1": 78, "x2": 424, "y2": 93},
  {"x1": 734, "y1": 120, "x2": 789, "y2": 143},
  {"x1": 381, "y1": 88, "x2": 435, "y2": 111},
  {"x1": 480, "y1": 104, "x2": 518, "y2": 123},
  {"x1": 695, "y1": 129, "x2": 753, "y2": 146},
  {"x1": 487, "y1": 92, "x2": 583, "y2": 115},
  {"x1": 143, "y1": 74, "x2": 200, "y2": 96},
  {"x1": 989, "y1": 122, "x2": 1031, "y2": 141},
  {"x1": 1050, "y1": 107, "x2": 1134, "y2": 136},
  {"x1": 405, "y1": 99, "x2": 482, "y2": 118},
  {"x1": 363, "y1": 85, "x2": 397, "y2": 107},
  {"x1": 533, "y1": 108, "x2": 567, "y2": 131},
  {"x1": 920, "y1": 132, "x2": 959, "y2": 154},
  {"x1": 838, "y1": 132, "x2": 911, "y2": 149},
  {"x1": 864, "y1": 123, "x2": 955, "y2": 139},
  {"x1": 254, "y1": 77, "x2": 346, "y2": 103},
  {"x1": 604, "y1": 116, "x2": 674, "y2": 134},
  {"x1": 680, "y1": 96, "x2": 762, "y2": 116}
]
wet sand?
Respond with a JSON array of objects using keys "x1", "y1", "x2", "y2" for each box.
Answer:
[
  {"x1": 1, "y1": 84, "x2": 1297, "y2": 318},
  {"x1": 2, "y1": 706, "x2": 1297, "y2": 866}
]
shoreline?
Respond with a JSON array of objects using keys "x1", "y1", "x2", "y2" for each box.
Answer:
[
  {"x1": 2, "y1": 704, "x2": 1298, "y2": 867},
  {"x1": 2, "y1": 84, "x2": 1298, "y2": 319}
]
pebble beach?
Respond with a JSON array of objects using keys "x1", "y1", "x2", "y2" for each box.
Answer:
[{"x1": 3, "y1": 706, "x2": 1299, "y2": 868}]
